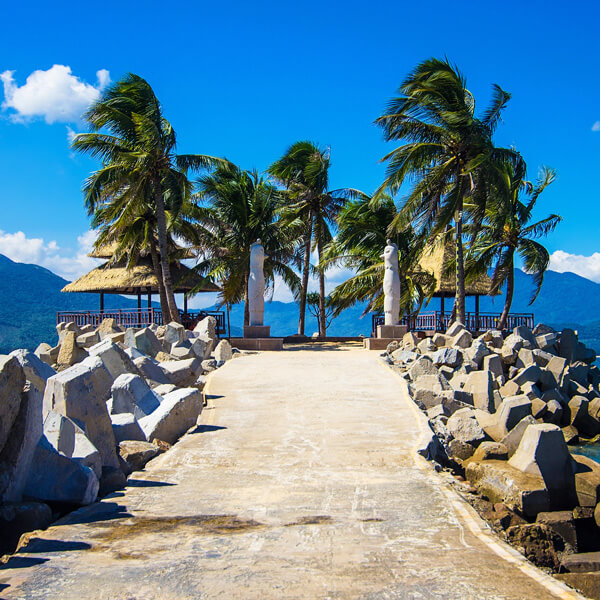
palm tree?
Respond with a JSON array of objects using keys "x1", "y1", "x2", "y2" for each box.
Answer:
[
  {"x1": 306, "y1": 292, "x2": 335, "y2": 335},
  {"x1": 268, "y1": 141, "x2": 364, "y2": 336},
  {"x1": 375, "y1": 58, "x2": 524, "y2": 326},
  {"x1": 323, "y1": 194, "x2": 435, "y2": 318},
  {"x1": 72, "y1": 73, "x2": 222, "y2": 323},
  {"x1": 466, "y1": 166, "x2": 561, "y2": 329},
  {"x1": 192, "y1": 161, "x2": 302, "y2": 325},
  {"x1": 90, "y1": 193, "x2": 201, "y2": 322}
]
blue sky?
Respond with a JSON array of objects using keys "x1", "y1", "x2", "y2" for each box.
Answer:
[{"x1": 1, "y1": 0, "x2": 599, "y2": 304}]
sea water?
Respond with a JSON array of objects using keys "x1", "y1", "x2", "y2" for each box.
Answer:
[{"x1": 571, "y1": 443, "x2": 600, "y2": 464}]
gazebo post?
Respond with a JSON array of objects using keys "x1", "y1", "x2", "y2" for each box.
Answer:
[
  {"x1": 137, "y1": 290, "x2": 142, "y2": 327},
  {"x1": 475, "y1": 295, "x2": 480, "y2": 332},
  {"x1": 183, "y1": 293, "x2": 188, "y2": 314},
  {"x1": 99, "y1": 292, "x2": 104, "y2": 315}
]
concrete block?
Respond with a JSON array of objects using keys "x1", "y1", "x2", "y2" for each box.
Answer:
[
  {"x1": 139, "y1": 388, "x2": 203, "y2": 444},
  {"x1": 88, "y1": 338, "x2": 140, "y2": 380},
  {"x1": 464, "y1": 370, "x2": 494, "y2": 413},
  {"x1": 23, "y1": 435, "x2": 99, "y2": 505},
  {"x1": 0, "y1": 385, "x2": 43, "y2": 502},
  {"x1": 9, "y1": 349, "x2": 56, "y2": 394},
  {"x1": 43, "y1": 356, "x2": 119, "y2": 469},
  {"x1": 509, "y1": 424, "x2": 578, "y2": 510}
]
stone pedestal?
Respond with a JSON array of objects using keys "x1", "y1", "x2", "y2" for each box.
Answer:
[
  {"x1": 364, "y1": 338, "x2": 399, "y2": 351},
  {"x1": 377, "y1": 325, "x2": 407, "y2": 339},
  {"x1": 229, "y1": 337, "x2": 283, "y2": 351},
  {"x1": 244, "y1": 325, "x2": 271, "y2": 339}
]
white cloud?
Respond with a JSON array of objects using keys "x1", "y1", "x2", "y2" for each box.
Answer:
[
  {"x1": 0, "y1": 65, "x2": 110, "y2": 124},
  {"x1": 592, "y1": 121, "x2": 600, "y2": 132},
  {"x1": 0, "y1": 229, "x2": 100, "y2": 281},
  {"x1": 549, "y1": 250, "x2": 600, "y2": 282},
  {"x1": 66, "y1": 126, "x2": 77, "y2": 144}
]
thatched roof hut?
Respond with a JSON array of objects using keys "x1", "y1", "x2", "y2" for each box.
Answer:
[
  {"x1": 88, "y1": 243, "x2": 196, "y2": 260},
  {"x1": 62, "y1": 252, "x2": 218, "y2": 314},
  {"x1": 417, "y1": 238, "x2": 495, "y2": 297},
  {"x1": 62, "y1": 257, "x2": 218, "y2": 295}
]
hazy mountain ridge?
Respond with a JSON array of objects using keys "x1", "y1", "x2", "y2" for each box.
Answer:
[
  {"x1": 1, "y1": 252, "x2": 599, "y2": 353},
  {"x1": 0, "y1": 254, "x2": 141, "y2": 352}
]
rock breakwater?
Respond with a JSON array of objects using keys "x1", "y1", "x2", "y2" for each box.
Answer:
[
  {"x1": 385, "y1": 323, "x2": 600, "y2": 596},
  {"x1": 0, "y1": 317, "x2": 237, "y2": 556}
]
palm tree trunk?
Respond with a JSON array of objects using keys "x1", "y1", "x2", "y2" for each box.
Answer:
[
  {"x1": 154, "y1": 186, "x2": 180, "y2": 324},
  {"x1": 449, "y1": 298, "x2": 457, "y2": 324},
  {"x1": 149, "y1": 242, "x2": 170, "y2": 324},
  {"x1": 498, "y1": 253, "x2": 515, "y2": 330},
  {"x1": 317, "y1": 235, "x2": 326, "y2": 337},
  {"x1": 298, "y1": 209, "x2": 313, "y2": 336},
  {"x1": 454, "y1": 203, "x2": 466, "y2": 326},
  {"x1": 244, "y1": 272, "x2": 250, "y2": 327}
]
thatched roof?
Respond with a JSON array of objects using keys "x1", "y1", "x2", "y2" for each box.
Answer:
[
  {"x1": 418, "y1": 238, "x2": 496, "y2": 296},
  {"x1": 89, "y1": 242, "x2": 196, "y2": 260},
  {"x1": 62, "y1": 256, "x2": 219, "y2": 295}
]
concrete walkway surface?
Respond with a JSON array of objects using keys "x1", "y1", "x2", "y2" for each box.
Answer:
[{"x1": 0, "y1": 346, "x2": 586, "y2": 599}]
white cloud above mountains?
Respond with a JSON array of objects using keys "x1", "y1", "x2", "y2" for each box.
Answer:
[
  {"x1": 549, "y1": 250, "x2": 600, "y2": 283},
  {"x1": 0, "y1": 229, "x2": 100, "y2": 281},
  {"x1": 0, "y1": 229, "x2": 355, "y2": 306},
  {"x1": 0, "y1": 65, "x2": 110, "y2": 124}
]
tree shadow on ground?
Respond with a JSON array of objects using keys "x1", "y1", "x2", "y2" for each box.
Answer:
[
  {"x1": 13, "y1": 539, "x2": 91, "y2": 554},
  {"x1": 126, "y1": 479, "x2": 176, "y2": 487},
  {"x1": 55, "y1": 501, "x2": 132, "y2": 526},
  {"x1": 189, "y1": 424, "x2": 227, "y2": 434},
  {"x1": 283, "y1": 342, "x2": 362, "y2": 352},
  {"x1": 0, "y1": 556, "x2": 49, "y2": 570}
]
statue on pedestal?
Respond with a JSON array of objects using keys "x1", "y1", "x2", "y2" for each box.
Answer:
[
  {"x1": 381, "y1": 239, "x2": 400, "y2": 326},
  {"x1": 248, "y1": 239, "x2": 266, "y2": 326}
]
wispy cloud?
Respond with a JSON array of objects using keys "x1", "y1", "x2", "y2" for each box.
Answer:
[
  {"x1": 0, "y1": 65, "x2": 110, "y2": 124},
  {"x1": 0, "y1": 229, "x2": 100, "y2": 281},
  {"x1": 592, "y1": 121, "x2": 600, "y2": 132},
  {"x1": 549, "y1": 250, "x2": 600, "y2": 282}
]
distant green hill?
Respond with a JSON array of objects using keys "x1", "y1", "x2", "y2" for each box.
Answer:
[
  {"x1": 0, "y1": 254, "x2": 141, "y2": 353},
  {"x1": 1, "y1": 252, "x2": 599, "y2": 354}
]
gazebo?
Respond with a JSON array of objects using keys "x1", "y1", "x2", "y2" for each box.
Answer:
[
  {"x1": 58, "y1": 246, "x2": 224, "y2": 331},
  {"x1": 416, "y1": 238, "x2": 496, "y2": 329},
  {"x1": 372, "y1": 238, "x2": 534, "y2": 334}
]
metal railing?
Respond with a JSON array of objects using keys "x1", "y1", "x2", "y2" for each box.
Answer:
[
  {"x1": 372, "y1": 311, "x2": 534, "y2": 336},
  {"x1": 57, "y1": 307, "x2": 227, "y2": 336}
]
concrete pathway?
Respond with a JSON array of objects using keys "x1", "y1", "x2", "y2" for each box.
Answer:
[{"x1": 0, "y1": 346, "x2": 585, "y2": 599}]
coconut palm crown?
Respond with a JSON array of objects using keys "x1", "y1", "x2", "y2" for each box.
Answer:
[
  {"x1": 375, "y1": 57, "x2": 524, "y2": 325},
  {"x1": 323, "y1": 194, "x2": 435, "y2": 317},
  {"x1": 268, "y1": 141, "x2": 366, "y2": 336},
  {"x1": 466, "y1": 165, "x2": 561, "y2": 329},
  {"x1": 72, "y1": 73, "x2": 223, "y2": 323},
  {"x1": 191, "y1": 161, "x2": 302, "y2": 325}
]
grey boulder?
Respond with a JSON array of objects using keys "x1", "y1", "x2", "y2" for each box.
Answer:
[{"x1": 139, "y1": 387, "x2": 203, "y2": 444}]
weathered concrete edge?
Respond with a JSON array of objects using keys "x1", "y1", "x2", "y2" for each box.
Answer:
[{"x1": 379, "y1": 358, "x2": 587, "y2": 600}]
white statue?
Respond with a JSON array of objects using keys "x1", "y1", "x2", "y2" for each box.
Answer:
[
  {"x1": 248, "y1": 239, "x2": 266, "y2": 326},
  {"x1": 381, "y1": 239, "x2": 401, "y2": 326}
]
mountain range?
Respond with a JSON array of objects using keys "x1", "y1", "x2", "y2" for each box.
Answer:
[
  {"x1": 0, "y1": 254, "x2": 142, "y2": 352},
  {"x1": 1, "y1": 252, "x2": 599, "y2": 354}
]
